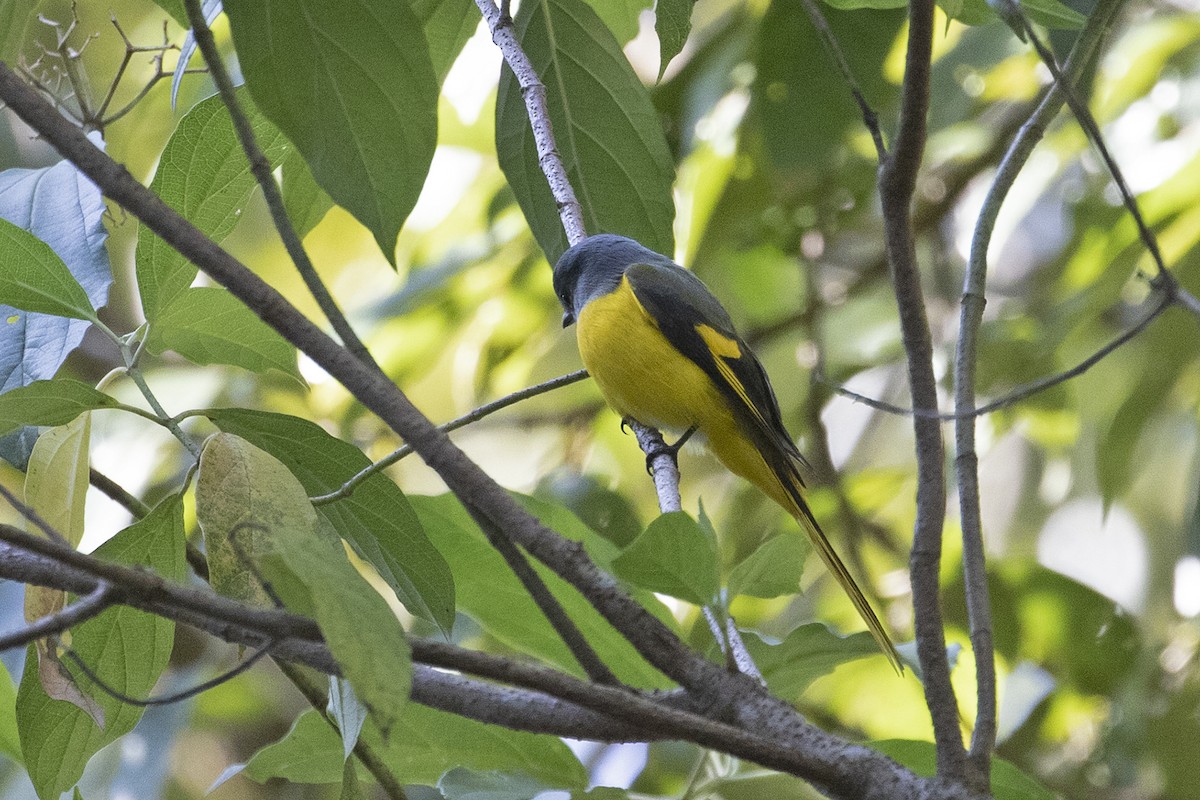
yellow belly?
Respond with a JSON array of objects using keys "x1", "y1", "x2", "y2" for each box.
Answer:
[
  {"x1": 575, "y1": 277, "x2": 780, "y2": 501},
  {"x1": 577, "y1": 277, "x2": 721, "y2": 433}
]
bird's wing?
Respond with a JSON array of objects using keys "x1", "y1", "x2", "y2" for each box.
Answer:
[
  {"x1": 626, "y1": 261, "x2": 901, "y2": 670},
  {"x1": 624, "y1": 261, "x2": 801, "y2": 465}
]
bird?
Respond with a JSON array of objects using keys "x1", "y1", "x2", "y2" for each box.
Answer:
[{"x1": 552, "y1": 233, "x2": 899, "y2": 668}]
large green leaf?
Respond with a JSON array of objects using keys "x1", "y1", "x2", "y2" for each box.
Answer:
[
  {"x1": 207, "y1": 408, "x2": 455, "y2": 632},
  {"x1": 197, "y1": 432, "x2": 317, "y2": 606},
  {"x1": 727, "y1": 533, "x2": 810, "y2": 599},
  {"x1": 754, "y1": 2, "x2": 903, "y2": 172},
  {"x1": 16, "y1": 497, "x2": 185, "y2": 800},
  {"x1": 147, "y1": 287, "x2": 302, "y2": 381},
  {"x1": 745, "y1": 623, "x2": 879, "y2": 698},
  {"x1": 137, "y1": 91, "x2": 290, "y2": 320},
  {"x1": 612, "y1": 511, "x2": 718, "y2": 604},
  {"x1": 197, "y1": 433, "x2": 412, "y2": 734},
  {"x1": 0, "y1": 381, "x2": 117, "y2": 439},
  {"x1": 496, "y1": 0, "x2": 676, "y2": 262},
  {"x1": 413, "y1": 0, "x2": 480, "y2": 84},
  {"x1": 244, "y1": 706, "x2": 587, "y2": 789},
  {"x1": 410, "y1": 493, "x2": 673, "y2": 687},
  {"x1": 0, "y1": 219, "x2": 96, "y2": 322},
  {"x1": 224, "y1": 0, "x2": 438, "y2": 263}
]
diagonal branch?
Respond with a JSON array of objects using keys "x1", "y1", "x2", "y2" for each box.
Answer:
[
  {"x1": 475, "y1": 0, "x2": 586, "y2": 245},
  {"x1": 0, "y1": 583, "x2": 115, "y2": 651},
  {"x1": 182, "y1": 0, "x2": 380, "y2": 371}
]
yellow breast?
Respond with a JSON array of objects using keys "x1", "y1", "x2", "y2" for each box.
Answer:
[
  {"x1": 576, "y1": 276, "x2": 724, "y2": 434},
  {"x1": 575, "y1": 275, "x2": 789, "y2": 510}
]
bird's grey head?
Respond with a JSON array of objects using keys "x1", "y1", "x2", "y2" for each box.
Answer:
[{"x1": 551, "y1": 234, "x2": 670, "y2": 327}]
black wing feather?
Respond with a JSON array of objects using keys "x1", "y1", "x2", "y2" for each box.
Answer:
[{"x1": 624, "y1": 262, "x2": 804, "y2": 470}]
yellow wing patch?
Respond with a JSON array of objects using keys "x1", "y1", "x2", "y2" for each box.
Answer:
[{"x1": 695, "y1": 324, "x2": 771, "y2": 430}]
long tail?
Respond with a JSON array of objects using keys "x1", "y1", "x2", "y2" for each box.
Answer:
[{"x1": 779, "y1": 471, "x2": 902, "y2": 672}]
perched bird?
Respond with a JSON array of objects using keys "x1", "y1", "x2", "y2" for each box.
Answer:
[{"x1": 553, "y1": 234, "x2": 898, "y2": 667}]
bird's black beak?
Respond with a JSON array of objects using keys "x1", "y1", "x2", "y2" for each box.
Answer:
[{"x1": 561, "y1": 311, "x2": 575, "y2": 328}]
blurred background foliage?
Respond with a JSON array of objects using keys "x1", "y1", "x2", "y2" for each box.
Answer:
[{"x1": 0, "y1": 0, "x2": 1198, "y2": 797}]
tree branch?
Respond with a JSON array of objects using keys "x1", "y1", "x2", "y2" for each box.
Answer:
[
  {"x1": 0, "y1": 583, "x2": 114, "y2": 651},
  {"x1": 182, "y1": 0, "x2": 380, "y2": 371},
  {"x1": 474, "y1": 0, "x2": 586, "y2": 245},
  {"x1": 955, "y1": 0, "x2": 1124, "y2": 773},
  {"x1": 877, "y1": 0, "x2": 966, "y2": 782},
  {"x1": 0, "y1": 61, "x2": 985, "y2": 800},
  {"x1": 311, "y1": 369, "x2": 588, "y2": 505}
]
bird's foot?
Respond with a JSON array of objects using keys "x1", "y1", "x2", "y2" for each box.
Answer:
[{"x1": 642, "y1": 425, "x2": 698, "y2": 475}]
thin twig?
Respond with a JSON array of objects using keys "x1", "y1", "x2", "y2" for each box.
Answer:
[
  {"x1": 312, "y1": 369, "x2": 589, "y2": 505},
  {"x1": 63, "y1": 644, "x2": 271, "y2": 706},
  {"x1": 474, "y1": 0, "x2": 586, "y2": 245},
  {"x1": 797, "y1": 0, "x2": 886, "y2": 160},
  {"x1": 182, "y1": 0, "x2": 379, "y2": 371},
  {"x1": 87, "y1": 467, "x2": 151, "y2": 518},
  {"x1": 955, "y1": 0, "x2": 1124, "y2": 773},
  {"x1": 0, "y1": 482, "x2": 72, "y2": 546},
  {"x1": 0, "y1": 583, "x2": 114, "y2": 651},
  {"x1": 820, "y1": 291, "x2": 1171, "y2": 420},
  {"x1": 467, "y1": 499, "x2": 620, "y2": 685},
  {"x1": 877, "y1": 0, "x2": 966, "y2": 781}
]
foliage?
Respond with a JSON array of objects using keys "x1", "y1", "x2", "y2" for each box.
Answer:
[{"x1": 0, "y1": 0, "x2": 1196, "y2": 798}]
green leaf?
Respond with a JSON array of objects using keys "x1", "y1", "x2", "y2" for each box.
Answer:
[
  {"x1": 0, "y1": 660, "x2": 19, "y2": 764},
  {"x1": 411, "y1": 493, "x2": 673, "y2": 687},
  {"x1": 244, "y1": 710, "x2": 344, "y2": 784},
  {"x1": 198, "y1": 433, "x2": 412, "y2": 733},
  {"x1": 727, "y1": 533, "x2": 810, "y2": 599},
  {"x1": 0, "y1": 0, "x2": 36, "y2": 62},
  {"x1": 17, "y1": 497, "x2": 185, "y2": 800},
  {"x1": 272, "y1": 515, "x2": 413, "y2": 736},
  {"x1": 945, "y1": 0, "x2": 1086, "y2": 26},
  {"x1": 328, "y1": 677, "x2": 366, "y2": 761},
  {"x1": 281, "y1": 150, "x2": 335, "y2": 241},
  {"x1": 413, "y1": 0, "x2": 480, "y2": 84},
  {"x1": 246, "y1": 706, "x2": 587, "y2": 789},
  {"x1": 207, "y1": 408, "x2": 455, "y2": 632},
  {"x1": 377, "y1": 704, "x2": 586, "y2": 787},
  {"x1": 745, "y1": 623, "x2": 879, "y2": 698},
  {"x1": 588, "y1": 0, "x2": 652, "y2": 44},
  {"x1": 25, "y1": 414, "x2": 90, "y2": 549},
  {"x1": 0, "y1": 380, "x2": 117, "y2": 438},
  {"x1": 496, "y1": 0, "x2": 676, "y2": 262},
  {"x1": 439, "y1": 768, "x2": 550, "y2": 800},
  {"x1": 197, "y1": 432, "x2": 320, "y2": 606},
  {"x1": 654, "y1": 0, "x2": 695, "y2": 79},
  {"x1": 137, "y1": 91, "x2": 290, "y2": 320},
  {"x1": 224, "y1": 0, "x2": 439, "y2": 263},
  {"x1": 612, "y1": 511, "x2": 719, "y2": 604},
  {"x1": 755, "y1": 2, "x2": 903, "y2": 170},
  {"x1": 0, "y1": 219, "x2": 96, "y2": 322},
  {"x1": 870, "y1": 740, "x2": 1056, "y2": 800},
  {"x1": 147, "y1": 287, "x2": 301, "y2": 381}
]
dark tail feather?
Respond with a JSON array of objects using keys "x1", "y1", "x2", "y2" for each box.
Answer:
[{"x1": 780, "y1": 470, "x2": 902, "y2": 672}]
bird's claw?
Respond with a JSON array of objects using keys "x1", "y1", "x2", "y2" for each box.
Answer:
[{"x1": 643, "y1": 425, "x2": 698, "y2": 475}]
